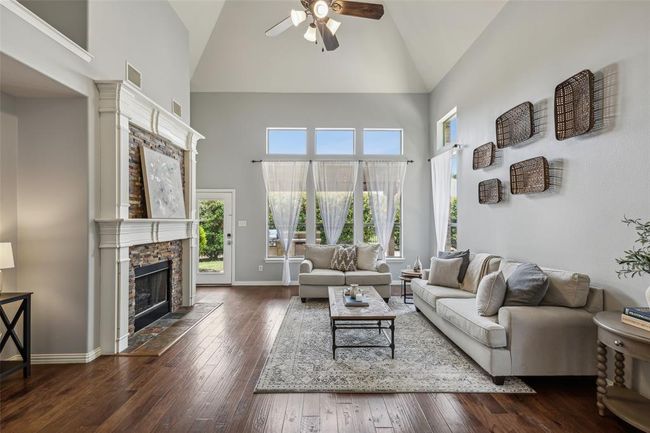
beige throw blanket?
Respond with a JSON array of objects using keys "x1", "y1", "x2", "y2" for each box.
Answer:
[{"x1": 461, "y1": 253, "x2": 500, "y2": 293}]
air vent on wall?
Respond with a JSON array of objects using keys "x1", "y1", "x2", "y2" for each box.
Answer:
[
  {"x1": 172, "y1": 100, "x2": 182, "y2": 118},
  {"x1": 125, "y1": 62, "x2": 142, "y2": 88}
]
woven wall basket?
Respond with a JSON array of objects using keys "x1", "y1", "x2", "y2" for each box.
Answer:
[
  {"x1": 496, "y1": 102, "x2": 534, "y2": 148},
  {"x1": 510, "y1": 156, "x2": 550, "y2": 194},
  {"x1": 555, "y1": 69, "x2": 595, "y2": 140},
  {"x1": 473, "y1": 142, "x2": 496, "y2": 170},
  {"x1": 478, "y1": 178, "x2": 502, "y2": 204}
]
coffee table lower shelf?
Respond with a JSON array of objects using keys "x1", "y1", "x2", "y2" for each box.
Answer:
[{"x1": 330, "y1": 319, "x2": 395, "y2": 360}]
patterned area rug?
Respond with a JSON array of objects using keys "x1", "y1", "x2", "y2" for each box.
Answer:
[
  {"x1": 255, "y1": 297, "x2": 534, "y2": 393},
  {"x1": 120, "y1": 302, "x2": 222, "y2": 356}
]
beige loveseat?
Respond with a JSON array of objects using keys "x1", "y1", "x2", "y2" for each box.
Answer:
[
  {"x1": 412, "y1": 253, "x2": 603, "y2": 384},
  {"x1": 299, "y1": 244, "x2": 392, "y2": 301}
]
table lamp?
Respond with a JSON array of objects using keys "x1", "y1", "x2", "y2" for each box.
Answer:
[{"x1": 0, "y1": 243, "x2": 15, "y2": 293}]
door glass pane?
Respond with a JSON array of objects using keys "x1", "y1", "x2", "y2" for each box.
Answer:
[{"x1": 199, "y1": 199, "x2": 225, "y2": 273}]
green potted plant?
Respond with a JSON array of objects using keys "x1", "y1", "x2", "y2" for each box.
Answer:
[{"x1": 617, "y1": 217, "x2": 650, "y2": 307}]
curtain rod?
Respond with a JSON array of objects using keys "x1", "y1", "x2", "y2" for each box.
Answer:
[
  {"x1": 251, "y1": 159, "x2": 415, "y2": 164},
  {"x1": 426, "y1": 144, "x2": 461, "y2": 162}
]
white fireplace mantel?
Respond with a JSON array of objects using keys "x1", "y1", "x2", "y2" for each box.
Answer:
[{"x1": 95, "y1": 80, "x2": 205, "y2": 355}]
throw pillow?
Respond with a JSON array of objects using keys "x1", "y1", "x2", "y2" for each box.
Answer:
[
  {"x1": 428, "y1": 257, "x2": 463, "y2": 289},
  {"x1": 476, "y1": 271, "x2": 507, "y2": 316},
  {"x1": 503, "y1": 263, "x2": 550, "y2": 306},
  {"x1": 331, "y1": 245, "x2": 357, "y2": 272},
  {"x1": 304, "y1": 244, "x2": 336, "y2": 269},
  {"x1": 356, "y1": 243, "x2": 382, "y2": 271},
  {"x1": 438, "y1": 250, "x2": 471, "y2": 283}
]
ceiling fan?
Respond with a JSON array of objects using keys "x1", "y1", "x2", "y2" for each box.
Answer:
[{"x1": 265, "y1": 0, "x2": 384, "y2": 52}]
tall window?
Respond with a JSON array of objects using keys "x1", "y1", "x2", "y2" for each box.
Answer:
[
  {"x1": 437, "y1": 108, "x2": 457, "y2": 149},
  {"x1": 362, "y1": 182, "x2": 402, "y2": 258},
  {"x1": 265, "y1": 127, "x2": 404, "y2": 259},
  {"x1": 267, "y1": 193, "x2": 307, "y2": 258},
  {"x1": 363, "y1": 129, "x2": 402, "y2": 155},
  {"x1": 267, "y1": 128, "x2": 307, "y2": 154},
  {"x1": 447, "y1": 155, "x2": 458, "y2": 250},
  {"x1": 315, "y1": 129, "x2": 354, "y2": 155}
]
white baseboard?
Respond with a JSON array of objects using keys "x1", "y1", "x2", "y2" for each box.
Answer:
[
  {"x1": 232, "y1": 280, "x2": 298, "y2": 286},
  {"x1": 6, "y1": 347, "x2": 102, "y2": 364}
]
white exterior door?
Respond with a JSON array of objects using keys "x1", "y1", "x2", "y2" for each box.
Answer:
[{"x1": 196, "y1": 190, "x2": 234, "y2": 285}]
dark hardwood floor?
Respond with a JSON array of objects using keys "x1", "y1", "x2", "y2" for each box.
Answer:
[{"x1": 0, "y1": 286, "x2": 639, "y2": 433}]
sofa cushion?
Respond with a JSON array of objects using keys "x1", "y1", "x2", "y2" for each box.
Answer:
[
  {"x1": 411, "y1": 278, "x2": 475, "y2": 311},
  {"x1": 436, "y1": 298, "x2": 507, "y2": 348},
  {"x1": 345, "y1": 271, "x2": 391, "y2": 286},
  {"x1": 476, "y1": 271, "x2": 507, "y2": 316},
  {"x1": 438, "y1": 249, "x2": 470, "y2": 283},
  {"x1": 428, "y1": 257, "x2": 462, "y2": 288},
  {"x1": 356, "y1": 243, "x2": 382, "y2": 271},
  {"x1": 299, "y1": 269, "x2": 345, "y2": 286},
  {"x1": 504, "y1": 263, "x2": 549, "y2": 306},
  {"x1": 540, "y1": 267, "x2": 590, "y2": 308},
  {"x1": 305, "y1": 244, "x2": 337, "y2": 269},
  {"x1": 461, "y1": 253, "x2": 501, "y2": 293},
  {"x1": 331, "y1": 245, "x2": 357, "y2": 272}
]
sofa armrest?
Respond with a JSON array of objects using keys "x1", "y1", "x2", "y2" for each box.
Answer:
[
  {"x1": 375, "y1": 260, "x2": 390, "y2": 273},
  {"x1": 498, "y1": 306, "x2": 598, "y2": 375},
  {"x1": 300, "y1": 259, "x2": 313, "y2": 274}
]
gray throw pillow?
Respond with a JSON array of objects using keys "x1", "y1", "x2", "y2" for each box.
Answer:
[
  {"x1": 331, "y1": 245, "x2": 357, "y2": 272},
  {"x1": 503, "y1": 263, "x2": 550, "y2": 306},
  {"x1": 476, "y1": 271, "x2": 507, "y2": 316},
  {"x1": 356, "y1": 243, "x2": 382, "y2": 271},
  {"x1": 428, "y1": 257, "x2": 463, "y2": 289},
  {"x1": 305, "y1": 244, "x2": 336, "y2": 269},
  {"x1": 438, "y1": 250, "x2": 470, "y2": 283}
]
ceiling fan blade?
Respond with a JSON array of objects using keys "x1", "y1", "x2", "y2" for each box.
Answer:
[
  {"x1": 330, "y1": 0, "x2": 384, "y2": 19},
  {"x1": 316, "y1": 21, "x2": 339, "y2": 51},
  {"x1": 265, "y1": 16, "x2": 293, "y2": 37}
]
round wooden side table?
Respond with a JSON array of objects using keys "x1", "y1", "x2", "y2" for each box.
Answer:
[
  {"x1": 399, "y1": 271, "x2": 422, "y2": 304},
  {"x1": 593, "y1": 311, "x2": 650, "y2": 432}
]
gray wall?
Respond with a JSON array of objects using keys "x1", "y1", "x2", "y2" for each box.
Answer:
[
  {"x1": 18, "y1": 0, "x2": 88, "y2": 49},
  {"x1": 0, "y1": 92, "x2": 18, "y2": 292},
  {"x1": 429, "y1": 1, "x2": 650, "y2": 393},
  {"x1": 15, "y1": 98, "x2": 89, "y2": 354},
  {"x1": 191, "y1": 92, "x2": 432, "y2": 282},
  {"x1": 429, "y1": 0, "x2": 650, "y2": 308},
  {"x1": 88, "y1": 0, "x2": 191, "y2": 121}
]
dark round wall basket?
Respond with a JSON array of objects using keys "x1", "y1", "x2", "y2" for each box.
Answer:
[
  {"x1": 554, "y1": 69, "x2": 595, "y2": 140},
  {"x1": 496, "y1": 102, "x2": 534, "y2": 148}
]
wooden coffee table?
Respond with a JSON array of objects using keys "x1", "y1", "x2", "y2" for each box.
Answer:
[{"x1": 327, "y1": 286, "x2": 396, "y2": 359}]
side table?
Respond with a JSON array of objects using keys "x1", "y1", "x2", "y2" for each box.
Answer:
[
  {"x1": 399, "y1": 271, "x2": 422, "y2": 304},
  {"x1": 593, "y1": 311, "x2": 650, "y2": 432},
  {"x1": 0, "y1": 292, "x2": 32, "y2": 379}
]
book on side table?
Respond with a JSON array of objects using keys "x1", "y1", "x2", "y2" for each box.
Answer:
[{"x1": 621, "y1": 307, "x2": 650, "y2": 332}]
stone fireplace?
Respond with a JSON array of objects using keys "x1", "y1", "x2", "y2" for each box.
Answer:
[{"x1": 95, "y1": 81, "x2": 204, "y2": 354}]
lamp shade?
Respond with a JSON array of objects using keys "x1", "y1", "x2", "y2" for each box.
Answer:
[
  {"x1": 0, "y1": 243, "x2": 14, "y2": 269},
  {"x1": 290, "y1": 9, "x2": 306, "y2": 26},
  {"x1": 304, "y1": 24, "x2": 317, "y2": 42}
]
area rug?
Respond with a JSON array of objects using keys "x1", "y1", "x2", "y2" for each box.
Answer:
[
  {"x1": 255, "y1": 297, "x2": 533, "y2": 393},
  {"x1": 119, "y1": 302, "x2": 222, "y2": 356}
]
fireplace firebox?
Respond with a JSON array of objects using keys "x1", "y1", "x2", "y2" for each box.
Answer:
[{"x1": 134, "y1": 261, "x2": 171, "y2": 332}]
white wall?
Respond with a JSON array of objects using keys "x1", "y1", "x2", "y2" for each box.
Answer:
[
  {"x1": 88, "y1": 0, "x2": 191, "y2": 120},
  {"x1": 191, "y1": 92, "x2": 432, "y2": 283},
  {"x1": 429, "y1": 1, "x2": 650, "y2": 394},
  {"x1": 18, "y1": 0, "x2": 88, "y2": 49}
]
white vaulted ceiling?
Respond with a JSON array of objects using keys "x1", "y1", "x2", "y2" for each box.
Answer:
[{"x1": 172, "y1": 0, "x2": 506, "y2": 93}]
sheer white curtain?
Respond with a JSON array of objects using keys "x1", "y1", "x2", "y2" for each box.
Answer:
[
  {"x1": 431, "y1": 151, "x2": 452, "y2": 254},
  {"x1": 262, "y1": 161, "x2": 309, "y2": 285},
  {"x1": 363, "y1": 161, "x2": 407, "y2": 257},
  {"x1": 312, "y1": 161, "x2": 358, "y2": 245}
]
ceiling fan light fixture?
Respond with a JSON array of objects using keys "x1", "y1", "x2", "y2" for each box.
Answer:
[
  {"x1": 326, "y1": 17, "x2": 341, "y2": 35},
  {"x1": 313, "y1": 0, "x2": 329, "y2": 19},
  {"x1": 290, "y1": 9, "x2": 307, "y2": 26},
  {"x1": 304, "y1": 23, "x2": 317, "y2": 42}
]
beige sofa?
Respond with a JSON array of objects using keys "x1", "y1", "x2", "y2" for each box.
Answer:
[
  {"x1": 412, "y1": 253, "x2": 603, "y2": 384},
  {"x1": 299, "y1": 244, "x2": 392, "y2": 301}
]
